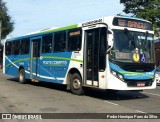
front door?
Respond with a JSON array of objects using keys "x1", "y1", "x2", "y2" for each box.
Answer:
[
  {"x1": 84, "y1": 27, "x2": 107, "y2": 87},
  {"x1": 30, "y1": 37, "x2": 41, "y2": 79}
]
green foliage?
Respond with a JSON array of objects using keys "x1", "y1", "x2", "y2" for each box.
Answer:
[
  {"x1": 120, "y1": 0, "x2": 160, "y2": 36},
  {"x1": 0, "y1": 0, "x2": 14, "y2": 39}
]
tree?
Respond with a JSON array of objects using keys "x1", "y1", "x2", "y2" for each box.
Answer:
[
  {"x1": 0, "y1": 0, "x2": 14, "y2": 40},
  {"x1": 120, "y1": 0, "x2": 160, "y2": 36}
]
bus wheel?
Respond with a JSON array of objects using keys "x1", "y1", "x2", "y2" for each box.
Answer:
[
  {"x1": 70, "y1": 73, "x2": 84, "y2": 95},
  {"x1": 18, "y1": 69, "x2": 26, "y2": 84}
]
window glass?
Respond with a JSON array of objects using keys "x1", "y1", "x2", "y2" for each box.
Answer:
[
  {"x1": 68, "y1": 29, "x2": 81, "y2": 51},
  {"x1": 54, "y1": 32, "x2": 66, "y2": 52},
  {"x1": 111, "y1": 29, "x2": 154, "y2": 63},
  {"x1": 21, "y1": 39, "x2": 30, "y2": 54},
  {"x1": 5, "y1": 42, "x2": 12, "y2": 55},
  {"x1": 12, "y1": 41, "x2": 20, "y2": 55},
  {"x1": 33, "y1": 40, "x2": 40, "y2": 57},
  {"x1": 42, "y1": 35, "x2": 53, "y2": 53}
]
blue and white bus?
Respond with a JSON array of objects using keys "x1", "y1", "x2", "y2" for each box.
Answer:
[{"x1": 3, "y1": 16, "x2": 156, "y2": 95}]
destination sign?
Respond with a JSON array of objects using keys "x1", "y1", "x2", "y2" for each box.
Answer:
[{"x1": 113, "y1": 17, "x2": 152, "y2": 30}]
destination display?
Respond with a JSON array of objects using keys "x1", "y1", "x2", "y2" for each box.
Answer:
[{"x1": 113, "y1": 17, "x2": 152, "y2": 30}]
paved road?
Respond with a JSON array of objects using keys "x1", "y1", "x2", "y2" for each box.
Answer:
[{"x1": 0, "y1": 69, "x2": 160, "y2": 122}]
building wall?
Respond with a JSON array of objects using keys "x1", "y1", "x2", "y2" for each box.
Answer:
[{"x1": 154, "y1": 39, "x2": 160, "y2": 66}]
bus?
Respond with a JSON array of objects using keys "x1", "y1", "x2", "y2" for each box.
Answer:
[{"x1": 3, "y1": 16, "x2": 156, "y2": 95}]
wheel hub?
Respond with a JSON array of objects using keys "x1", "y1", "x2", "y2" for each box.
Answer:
[
  {"x1": 19, "y1": 73, "x2": 24, "y2": 82},
  {"x1": 73, "y1": 79, "x2": 81, "y2": 90}
]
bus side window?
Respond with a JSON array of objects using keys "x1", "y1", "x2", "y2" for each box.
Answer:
[
  {"x1": 54, "y1": 31, "x2": 66, "y2": 52},
  {"x1": 42, "y1": 35, "x2": 53, "y2": 53},
  {"x1": 5, "y1": 42, "x2": 12, "y2": 55},
  {"x1": 21, "y1": 39, "x2": 30, "y2": 55},
  {"x1": 12, "y1": 40, "x2": 20, "y2": 55},
  {"x1": 68, "y1": 29, "x2": 81, "y2": 51}
]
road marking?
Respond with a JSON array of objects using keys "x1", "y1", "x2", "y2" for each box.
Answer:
[
  {"x1": 143, "y1": 92, "x2": 160, "y2": 97},
  {"x1": 104, "y1": 101, "x2": 119, "y2": 106},
  {"x1": 135, "y1": 110, "x2": 146, "y2": 113}
]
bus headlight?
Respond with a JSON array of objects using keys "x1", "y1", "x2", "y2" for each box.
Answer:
[{"x1": 110, "y1": 69, "x2": 124, "y2": 81}]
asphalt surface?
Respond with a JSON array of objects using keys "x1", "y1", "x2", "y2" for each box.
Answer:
[{"x1": 0, "y1": 69, "x2": 160, "y2": 122}]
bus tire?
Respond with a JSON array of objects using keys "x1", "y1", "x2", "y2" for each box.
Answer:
[
  {"x1": 70, "y1": 73, "x2": 84, "y2": 95},
  {"x1": 18, "y1": 69, "x2": 26, "y2": 84}
]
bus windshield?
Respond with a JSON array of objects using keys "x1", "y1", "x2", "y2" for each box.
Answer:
[{"x1": 110, "y1": 29, "x2": 154, "y2": 63}]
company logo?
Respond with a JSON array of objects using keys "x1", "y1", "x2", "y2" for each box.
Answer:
[
  {"x1": 2, "y1": 114, "x2": 11, "y2": 119},
  {"x1": 43, "y1": 61, "x2": 67, "y2": 66},
  {"x1": 82, "y1": 19, "x2": 103, "y2": 27}
]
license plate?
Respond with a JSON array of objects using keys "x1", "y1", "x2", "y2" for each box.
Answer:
[{"x1": 137, "y1": 82, "x2": 145, "y2": 87}]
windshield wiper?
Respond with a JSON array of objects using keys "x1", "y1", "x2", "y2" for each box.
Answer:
[
  {"x1": 124, "y1": 28, "x2": 135, "y2": 48},
  {"x1": 145, "y1": 31, "x2": 148, "y2": 41}
]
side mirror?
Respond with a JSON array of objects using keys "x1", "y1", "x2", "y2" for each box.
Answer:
[{"x1": 107, "y1": 45, "x2": 113, "y2": 53}]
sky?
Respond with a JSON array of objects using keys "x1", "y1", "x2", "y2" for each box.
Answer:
[{"x1": 5, "y1": 0, "x2": 124, "y2": 39}]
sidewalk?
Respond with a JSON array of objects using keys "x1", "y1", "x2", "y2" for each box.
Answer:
[
  {"x1": 0, "y1": 69, "x2": 3, "y2": 73},
  {"x1": 0, "y1": 69, "x2": 4, "y2": 77}
]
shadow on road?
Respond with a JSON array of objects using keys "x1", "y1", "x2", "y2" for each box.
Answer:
[
  {"x1": 84, "y1": 88, "x2": 149, "y2": 101},
  {"x1": 7, "y1": 78, "x2": 67, "y2": 92},
  {"x1": 7, "y1": 78, "x2": 149, "y2": 100}
]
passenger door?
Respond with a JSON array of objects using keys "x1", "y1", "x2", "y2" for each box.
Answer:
[
  {"x1": 30, "y1": 37, "x2": 41, "y2": 79},
  {"x1": 84, "y1": 27, "x2": 107, "y2": 87}
]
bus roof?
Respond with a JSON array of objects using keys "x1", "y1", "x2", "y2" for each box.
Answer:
[
  {"x1": 7, "y1": 24, "x2": 78, "y2": 41},
  {"x1": 114, "y1": 15, "x2": 150, "y2": 22},
  {"x1": 7, "y1": 15, "x2": 151, "y2": 41}
]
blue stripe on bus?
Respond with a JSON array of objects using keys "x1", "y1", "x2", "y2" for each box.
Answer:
[{"x1": 5, "y1": 52, "x2": 73, "y2": 84}]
